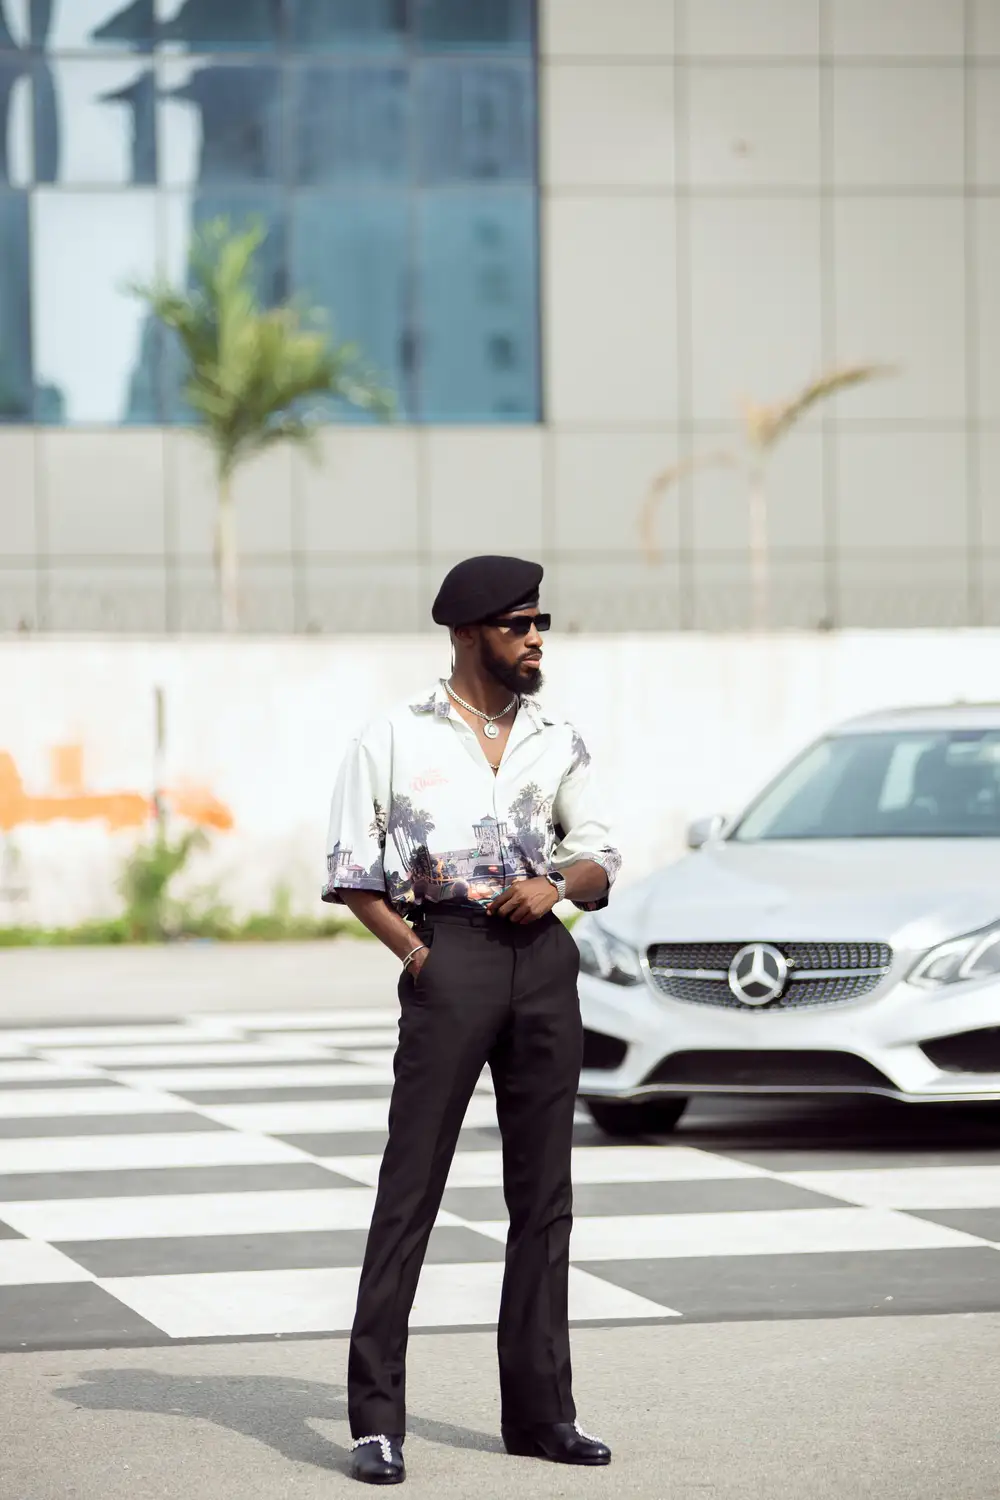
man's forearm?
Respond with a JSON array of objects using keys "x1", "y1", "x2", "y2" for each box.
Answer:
[
  {"x1": 562, "y1": 860, "x2": 609, "y2": 903},
  {"x1": 337, "y1": 890, "x2": 421, "y2": 962}
]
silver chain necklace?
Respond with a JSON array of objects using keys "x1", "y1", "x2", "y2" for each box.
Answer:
[{"x1": 443, "y1": 679, "x2": 517, "y2": 739}]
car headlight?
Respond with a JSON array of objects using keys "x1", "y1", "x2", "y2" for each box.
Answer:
[
  {"x1": 575, "y1": 920, "x2": 643, "y2": 986},
  {"x1": 909, "y1": 920, "x2": 1000, "y2": 989}
]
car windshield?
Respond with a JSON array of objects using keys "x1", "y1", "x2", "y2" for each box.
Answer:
[{"x1": 732, "y1": 728, "x2": 1000, "y2": 841}]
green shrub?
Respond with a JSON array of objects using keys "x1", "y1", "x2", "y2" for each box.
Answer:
[{"x1": 118, "y1": 828, "x2": 209, "y2": 941}]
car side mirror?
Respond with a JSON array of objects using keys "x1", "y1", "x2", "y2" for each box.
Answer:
[{"x1": 686, "y1": 814, "x2": 726, "y2": 850}]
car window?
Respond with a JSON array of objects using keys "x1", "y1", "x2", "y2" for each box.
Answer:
[
  {"x1": 732, "y1": 729, "x2": 1000, "y2": 840},
  {"x1": 878, "y1": 736, "x2": 936, "y2": 811}
]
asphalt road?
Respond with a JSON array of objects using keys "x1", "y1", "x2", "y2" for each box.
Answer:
[{"x1": 3, "y1": 1317, "x2": 999, "y2": 1500}]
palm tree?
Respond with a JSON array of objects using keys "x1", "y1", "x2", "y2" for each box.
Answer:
[
  {"x1": 640, "y1": 363, "x2": 893, "y2": 632},
  {"x1": 133, "y1": 219, "x2": 393, "y2": 631}
]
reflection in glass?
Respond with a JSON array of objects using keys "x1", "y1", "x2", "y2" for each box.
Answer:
[
  {"x1": 102, "y1": 67, "x2": 157, "y2": 183},
  {"x1": 293, "y1": 65, "x2": 408, "y2": 185},
  {"x1": 32, "y1": 189, "x2": 158, "y2": 423},
  {"x1": 418, "y1": 190, "x2": 538, "y2": 421},
  {"x1": 419, "y1": 62, "x2": 534, "y2": 183},
  {"x1": 0, "y1": 191, "x2": 31, "y2": 420},
  {"x1": 32, "y1": 0, "x2": 154, "y2": 52},
  {"x1": 291, "y1": 193, "x2": 410, "y2": 418},
  {"x1": 89, "y1": 0, "x2": 156, "y2": 52},
  {"x1": 415, "y1": 0, "x2": 533, "y2": 53},
  {"x1": 0, "y1": 2, "x2": 22, "y2": 48},
  {"x1": 30, "y1": 62, "x2": 58, "y2": 182},
  {"x1": 288, "y1": 0, "x2": 406, "y2": 53},
  {"x1": 38, "y1": 61, "x2": 156, "y2": 184},
  {"x1": 0, "y1": 54, "x2": 31, "y2": 186},
  {"x1": 124, "y1": 315, "x2": 164, "y2": 424},
  {"x1": 156, "y1": 0, "x2": 281, "y2": 52},
  {"x1": 0, "y1": 0, "x2": 541, "y2": 430},
  {"x1": 159, "y1": 61, "x2": 283, "y2": 185}
]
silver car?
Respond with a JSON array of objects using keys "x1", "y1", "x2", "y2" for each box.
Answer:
[{"x1": 576, "y1": 704, "x2": 1000, "y2": 1136}]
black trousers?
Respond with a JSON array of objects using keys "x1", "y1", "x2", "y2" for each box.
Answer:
[{"x1": 347, "y1": 906, "x2": 583, "y2": 1438}]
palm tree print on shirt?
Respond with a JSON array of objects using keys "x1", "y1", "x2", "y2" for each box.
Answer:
[
  {"x1": 569, "y1": 730, "x2": 591, "y2": 774},
  {"x1": 327, "y1": 772, "x2": 611, "y2": 909},
  {"x1": 506, "y1": 782, "x2": 553, "y2": 876}
]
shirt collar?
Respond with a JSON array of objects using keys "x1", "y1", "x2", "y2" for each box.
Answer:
[{"x1": 409, "y1": 681, "x2": 556, "y2": 728}]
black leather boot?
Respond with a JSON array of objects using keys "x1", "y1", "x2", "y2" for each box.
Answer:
[
  {"x1": 348, "y1": 1434, "x2": 405, "y2": 1484},
  {"x1": 501, "y1": 1420, "x2": 611, "y2": 1465}
]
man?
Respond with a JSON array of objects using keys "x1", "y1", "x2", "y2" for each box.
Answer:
[{"x1": 322, "y1": 555, "x2": 621, "y2": 1486}]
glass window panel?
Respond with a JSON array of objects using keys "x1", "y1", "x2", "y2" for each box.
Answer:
[
  {"x1": 417, "y1": 189, "x2": 538, "y2": 421},
  {"x1": 0, "y1": 54, "x2": 32, "y2": 186},
  {"x1": 288, "y1": 0, "x2": 406, "y2": 53},
  {"x1": 31, "y1": 189, "x2": 159, "y2": 423},
  {"x1": 158, "y1": 59, "x2": 283, "y2": 186},
  {"x1": 0, "y1": 191, "x2": 32, "y2": 420},
  {"x1": 163, "y1": 186, "x2": 287, "y2": 295},
  {"x1": 292, "y1": 65, "x2": 408, "y2": 185},
  {"x1": 34, "y1": 60, "x2": 156, "y2": 184},
  {"x1": 0, "y1": 0, "x2": 541, "y2": 432},
  {"x1": 155, "y1": 0, "x2": 280, "y2": 52},
  {"x1": 418, "y1": 62, "x2": 534, "y2": 183},
  {"x1": 121, "y1": 314, "x2": 165, "y2": 424},
  {"x1": 414, "y1": 0, "x2": 534, "y2": 54},
  {"x1": 291, "y1": 193, "x2": 410, "y2": 419},
  {"x1": 31, "y1": 0, "x2": 155, "y2": 53},
  {"x1": 31, "y1": 62, "x2": 57, "y2": 181},
  {"x1": 0, "y1": 2, "x2": 28, "y2": 49}
]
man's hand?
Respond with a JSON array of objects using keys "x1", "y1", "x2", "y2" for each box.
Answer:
[
  {"x1": 406, "y1": 945, "x2": 431, "y2": 978},
  {"x1": 488, "y1": 877, "x2": 559, "y2": 924}
]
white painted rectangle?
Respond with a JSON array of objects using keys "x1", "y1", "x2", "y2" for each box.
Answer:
[{"x1": 101, "y1": 1262, "x2": 678, "y2": 1339}]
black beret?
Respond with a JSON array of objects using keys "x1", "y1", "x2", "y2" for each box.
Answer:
[{"x1": 432, "y1": 555, "x2": 544, "y2": 627}]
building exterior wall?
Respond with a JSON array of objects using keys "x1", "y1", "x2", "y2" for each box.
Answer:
[{"x1": 1, "y1": 0, "x2": 997, "y2": 632}]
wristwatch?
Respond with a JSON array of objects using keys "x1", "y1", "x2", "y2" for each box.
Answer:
[{"x1": 545, "y1": 871, "x2": 567, "y2": 902}]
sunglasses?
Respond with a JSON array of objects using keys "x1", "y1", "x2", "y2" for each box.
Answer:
[{"x1": 486, "y1": 613, "x2": 551, "y2": 637}]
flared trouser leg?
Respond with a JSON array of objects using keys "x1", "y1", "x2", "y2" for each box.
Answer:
[{"x1": 347, "y1": 915, "x2": 582, "y2": 1437}]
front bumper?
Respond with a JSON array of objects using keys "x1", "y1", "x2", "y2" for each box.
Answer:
[{"x1": 578, "y1": 967, "x2": 1000, "y2": 1104}]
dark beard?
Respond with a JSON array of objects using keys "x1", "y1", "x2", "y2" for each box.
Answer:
[{"x1": 480, "y1": 636, "x2": 544, "y2": 697}]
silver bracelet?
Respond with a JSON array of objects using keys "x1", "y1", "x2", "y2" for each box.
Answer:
[{"x1": 402, "y1": 944, "x2": 426, "y2": 970}]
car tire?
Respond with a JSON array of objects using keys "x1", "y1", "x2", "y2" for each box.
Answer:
[{"x1": 585, "y1": 1097, "x2": 688, "y2": 1137}]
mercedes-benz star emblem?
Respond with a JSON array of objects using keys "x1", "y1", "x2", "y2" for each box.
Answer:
[{"x1": 728, "y1": 943, "x2": 789, "y2": 1006}]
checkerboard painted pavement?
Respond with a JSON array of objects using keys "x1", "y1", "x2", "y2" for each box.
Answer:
[{"x1": 2, "y1": 1009, "x2": 1000, "y2": 1351}]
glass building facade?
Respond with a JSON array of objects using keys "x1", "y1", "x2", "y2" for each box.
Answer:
[{"x1": 0, "y1": 0, "x2": 540, "y2": 427}]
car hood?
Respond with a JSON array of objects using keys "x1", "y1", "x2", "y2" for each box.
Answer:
[{"x1": 604, "y1": 840, "x2": 1000, "y2": 953}]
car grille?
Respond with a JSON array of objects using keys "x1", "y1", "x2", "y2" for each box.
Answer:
[{"x1": 646, "y1": 941, "x2": 892, "y2": 1011}]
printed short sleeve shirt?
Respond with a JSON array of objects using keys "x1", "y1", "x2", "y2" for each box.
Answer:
[{"x1": 322, "y1": 681, "x2": 621, "y2": 913}]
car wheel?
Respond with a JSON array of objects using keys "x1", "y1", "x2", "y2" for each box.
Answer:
[{"x1": 585, "y1": 1097, "x2": 688, "y2": 1137}]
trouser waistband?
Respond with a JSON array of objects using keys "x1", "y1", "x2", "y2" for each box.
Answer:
[{"x1": 408, "y1": 901, "x2": 495, "y2": 927}]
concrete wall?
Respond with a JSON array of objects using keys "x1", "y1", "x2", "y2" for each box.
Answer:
[
  {"x1": 3, "y1": 0, "x2": 999, "y2": 634},
  {"x1": 3, "y1": 630, "x2": 1000, "y2": 929}
]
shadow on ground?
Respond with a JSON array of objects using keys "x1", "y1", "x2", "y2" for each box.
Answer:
[
  {"x1": 673, "y1": 1094, "x2": 1000, "y2": 1152},
  {"x1": 55, "y1": 1370, "x2": 502, "y2": 1474}
]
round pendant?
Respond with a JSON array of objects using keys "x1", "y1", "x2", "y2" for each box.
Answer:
[{"x1": 483, "y1": 722, "x2": 500, "y2": 739}]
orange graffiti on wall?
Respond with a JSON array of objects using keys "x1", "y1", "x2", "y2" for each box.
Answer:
[{"x1": 0, "y1": 745, "x2": 234, "y2": 833}]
